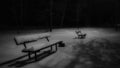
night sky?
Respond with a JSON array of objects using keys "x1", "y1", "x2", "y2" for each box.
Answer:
[{"x1": 3, "y1": 0, "x2": 120, "y2": 29}]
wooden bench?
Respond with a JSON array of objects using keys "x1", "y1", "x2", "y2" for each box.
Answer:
[
  {"x1": 14, "y1": 33, "x2": 65, "y2": 61},
  {"x1": 75, "y1": 30, "x2": 86, "y2": 39}
]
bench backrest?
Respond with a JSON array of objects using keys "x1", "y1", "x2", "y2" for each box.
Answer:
[{"x1": 14, "y1": 33, "x2": 50, "y2": 45}]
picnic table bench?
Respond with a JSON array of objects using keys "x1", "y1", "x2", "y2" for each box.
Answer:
[
  {"x1": 75, "y1": 30, "x2": 86, "y2": 39},
  {"x1": 14, "y1": 33, "x2": 65, "y2": 61}
]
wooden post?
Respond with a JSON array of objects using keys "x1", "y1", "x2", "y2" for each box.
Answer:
[
  {"x1": 76, "y1": 1, "x2": 80, "y2": 29},
  {"x1": 50, "y1": 46, "x2": 53, "y2": 51},
  {"x1": 55, "y1": 44, "x2": 58, "y2": 51},
  {"x1": 23, "y1": 43, "x2": 27, "y2": 48},
  {"x1": 20, "y1": 0, "x2": 24, "y2": 29},
  {"x1": 34, "y1": 52, "x2": 37, "y2": 61},
  {"x1": 28, "y1": 52, "x2": 31, "y2": 59},
  {"x1": 49, "y1": 0, "x2": 53, "y2": 32},
  {"x1": 60, "y1": 0, "x2": 68, "y2": 28},
  {"x1": 46, "y1": 37, "x2": 49, "y2": 42}
]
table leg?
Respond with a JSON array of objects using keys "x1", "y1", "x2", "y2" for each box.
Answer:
[
  {"x1": 55, "y1": 44, "x2": 58, "y2": 51},
  {"x1": 34, "y1": 52, "x2": 37, "y2": 61},
  {"x1": 50, "y1": 46, "x2": 52, "y2": 52},
  {"x1": 28, "y1": 52, "x2": 31, "y2": 59},
  {"x1": 46, "y1": 37, "x2": 49, "y2": 42}
]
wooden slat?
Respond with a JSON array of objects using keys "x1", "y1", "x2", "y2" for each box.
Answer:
[{"x1": 15, "y1": 33, "x2": 50, "y2": 45}]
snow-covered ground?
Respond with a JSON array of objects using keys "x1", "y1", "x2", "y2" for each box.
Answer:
[{"x1": 0, "y1": 28, "x2": 120, "y2": 68}]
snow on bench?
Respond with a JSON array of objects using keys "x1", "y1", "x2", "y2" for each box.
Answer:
[
  {"x1": 14, "y1": 33, "x2": 50, "y2": 46},
  {"x1": 21, "y1": 40, "x2": 63, "y2": 52},
  {"x1": 14, "y1": 33, "x2": 65, "y2": 61},
  {"x1": 75, "y1": 30, "x2": 87, "y2": 39}
]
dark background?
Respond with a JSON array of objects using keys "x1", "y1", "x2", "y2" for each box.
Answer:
[{"x1": 2, "y1": 0, "x2": 120, "y2": 30}]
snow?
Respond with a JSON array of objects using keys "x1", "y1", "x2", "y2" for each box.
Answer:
[{"x1": 0, "y1": 28, "x2": 120, "y2": 68}]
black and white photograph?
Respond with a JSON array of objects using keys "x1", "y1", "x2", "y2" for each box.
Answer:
[{"x1": 0, "y1": 0, "x2": 120, "y2": 68}]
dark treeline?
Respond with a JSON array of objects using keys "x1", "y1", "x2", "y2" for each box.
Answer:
[{"x1": 3, "y1": 0, "x2": 120, "y2": 29}]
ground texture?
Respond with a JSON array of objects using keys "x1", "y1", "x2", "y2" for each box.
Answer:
[{"x1": 0, "y1": 28, "x2": 120, "y2": 68}]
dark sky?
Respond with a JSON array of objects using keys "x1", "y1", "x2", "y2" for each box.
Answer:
[{"x1": 3, "y1": 0, "x2": 120, "y2": 29}]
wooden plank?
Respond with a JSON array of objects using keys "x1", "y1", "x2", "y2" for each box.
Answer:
[
  {"x1": 22, "y1": 40, "x2": 62, "y2": 52},
  {"x1": 14, "y1": 33, "x2": 50, "y2": 45},
  {"x1": 31, "y1": 40, "x2": 61, "y2": 51}
]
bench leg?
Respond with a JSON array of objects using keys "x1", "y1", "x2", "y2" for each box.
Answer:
[
  {"x1": 34, "y1": 52, "x2": 37, "y2": 61},
  {"x1": 28, "y1": 52, "x2": 31, "y2": 59},
  {"x1": 46, "y1": 37, "x2": 49, "y2": 42},
  {"x1": 55, "y1": 44, "x2": 58, "y2": 51},
  {"x1": 50, "y1": 46, "x2": 53, "y2": 52}
]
